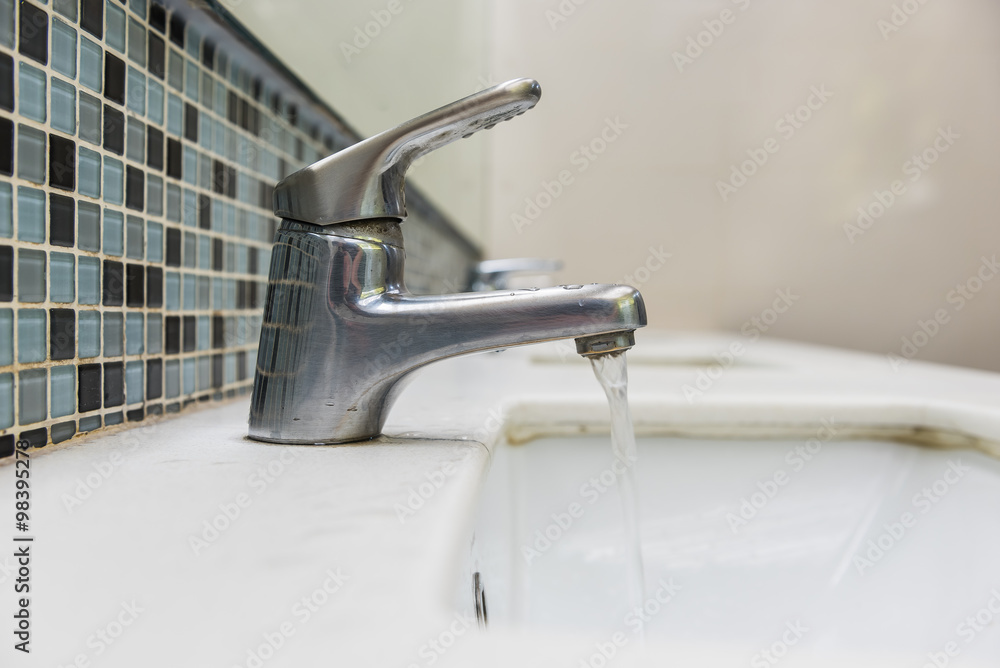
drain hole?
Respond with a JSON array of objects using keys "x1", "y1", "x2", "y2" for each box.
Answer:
[{"x1": 473, "y1": 571, "x2": 488, "y2": 629}]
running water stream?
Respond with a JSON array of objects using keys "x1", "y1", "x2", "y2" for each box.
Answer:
[{"x1": 589, "y1": 352, "x2": 645, "y2": 639}]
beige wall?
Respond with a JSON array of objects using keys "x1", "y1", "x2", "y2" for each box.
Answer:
[{"x1": 487, "y1": 0, "x2": 1000, "y2": 372}]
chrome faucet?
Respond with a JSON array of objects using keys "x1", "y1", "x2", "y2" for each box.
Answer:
[{"x1": 248, "y1": 79, "x2": 646, "y2": 444}]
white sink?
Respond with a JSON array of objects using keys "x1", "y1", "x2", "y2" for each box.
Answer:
[{"x1": 472, "y1": 433, "x2": 1000, "y2": 665}]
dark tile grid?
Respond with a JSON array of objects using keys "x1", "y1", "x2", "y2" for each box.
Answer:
[{"x1": 0, "y1": 0, "x2": 478, "y2": 456}]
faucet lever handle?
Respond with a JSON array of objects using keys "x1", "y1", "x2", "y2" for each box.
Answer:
[{"x1": 273, "y1": 78, "x2": 542, "y2": 226}]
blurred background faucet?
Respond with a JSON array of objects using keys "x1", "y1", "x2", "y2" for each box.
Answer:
[
  {"x1": 469, "y1": 258, "x2": 563, "y2": 291},
  {"x1": 248, "y1": 79, "x2": 646, "y2": 444}
]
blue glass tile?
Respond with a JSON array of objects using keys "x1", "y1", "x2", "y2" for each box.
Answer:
[
  {"x1": 212, "y1": 277, "x2": 222, "y2": 309},
  {"x1": 182, "y1": 144, "x2": 196, "y2": 186},
  {"x1": 146, "y1": 220, "x2": 162, "y2": 262},
  {"x1": 126, "y1": 215, "x2": 143, "y2": 259},
  {"x1": 51, "y1": 19, "x2": 77, "y2": 79},
  {"x1": 17, "y1": 126, "x2": 46, "y2": 184},
  {"x1": 0, "y1": 0, "x2": 12, "y2": 49},
  {"x1": 105, "y1": 412, "x2": 123, "y2": 425},
  {"x1": 197, "y1": 275, "x2": 209, "y2": 309},
  {"x1": 79, "y1": 415, "x2": 101, "y2": 432},
  {"x1": 199, "y1": 113, "x2": 211, "y2": 150},
  {"x1": 197, "y1": 355, "x2": 210, "y2": 391},
  {"x1": 0, "y1": 373, "x2": 11, "y2": 430},
  {"x1": 53, "y1": 0, "x2": 77, "y2": 21},
  {"x1": 79, "y1": 91, "x2": 102, "y2": 145},
  {"x1": 80, "y1": 37, "x2": 104, "y2": 93},
  {"x1": 147, "y1": 78, "x2": 163, "y2": 124},
  {"x1": 0, "y1": 309, "x2": 10, "y2": 365},
  {"x1": 196, "y1": 314, "x2": 209, "y2": 350},
  {"x1": 198, "y1": 153, "x2": 211, "y2": 190},
  {"x1": 0, "y1": 182, "x2": 11, "y2": 237},
  {"x1": 126, "y1": 117, "x2": 144, "y2": 164},
  {"x1": 168, "y1": 49, "x2": 183, "y2": 92},
  {"x1": 50, "y1": 251, "x2": 75, "y2": 302},
  {"x1": 165, "y1": 271, "x2": 179, "y2": 310},
  {"x1": 103, "y1": 208, "x2": 123, "y2": 255},
  {"x1": 18, "y1": 64, "x2": 46, "y2": 122},
  {"x1": 167, "y1": 93, "x2": 182, "y2": 136},
  {"x1": 19, "y1": 369, "x2": 47, "y2": 425},
  {"x1": 78, "y1": 201, "x2": 100, "y2": 251},
  {"x1": 186, "y1": 26, "x2": 201, "y2": 59},
  {"x1": 127, "y1": 66, "x2": 145, "y2": 114},
  {"x1": 225, "y1": 278, "x2": 235, "y2": 309},
  {"x1": 182, "y1": 357, "x2": 195, "y2": 394},
  {"x1": 50, "y1": 78, "x2": 76, "y2": 134},
  {"x1": 183, "y1": 232, "x2": 195, "y2": 268},
  {"x1": 146, "y1": 174, "x2": 162, "y2": 216},
  {"x1": 78, "y1": 147, "x2": 102, "y2": 197},
  {"x1": 182, "y1": 189, "x2": 196, "y2": 227},
  {"x1": 130, "y1": 0, "x2": 146, "y2": 20},
  {"x1": 165, "y1": 183, "x2": 180, "y2": 221},
  {"x1": 18, "y1": 249, "x2": 45, "y2": 302},
  {"x1": 104, "y1": 157, "x2": 124, "y2": 205},
  {"x1": 198, "y1": 235, "x2": 210, "y2": 270},
  {"x1": 17, "y1": 309, "x2": 46, "y2": 363},
  {"x1": 126, "y1": 312, "x2": 143, "y2": 354},
  {"x1": 126, "y1": 360, "x2": 142, "y2": 403},
  {"x1": 78, "y1": 256, "x2": 100, "y2": 305},
  {"x1": 147, "y1": 312, "x2": 161, "y2": 354},
  {"x1": 128, "y1": 18, "x2": 145, "y2": 66},
  {"x1": 78, "y1": 310, "x2": 100, "y2": 356},
  {"x1": 51, "y1": 365, "x2": 76, "y2": 418},
  {"x1": 165, "y1": 359, "x2": 179, "y2": 398},
  {"x1": 185, "y1": 60, "x2": 198, "y2": 101},
  {"x1": 183, "y1": 273, "x2": 195, "y2": 309},
  {"x1": 52, "y1": 421, "x2": 76, "y2": 443},
  {"x1": 104, "y1": 312, "x2": 123, "y2": 357},
  {"x1": 17, "y1": 187, "x2": 45, "y2": 242},
  {"x1": 224, "y1": 352, "x2": 235, "y2": 384},
  {"x1": 106, "y1": 0, "x2": 126, "y2": 53}
]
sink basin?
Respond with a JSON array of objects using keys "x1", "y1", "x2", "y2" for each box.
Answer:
[{"x1": 471, "y1": 433, "x2": 1000, "y2": 665}]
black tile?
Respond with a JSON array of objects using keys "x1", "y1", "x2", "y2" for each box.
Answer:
[
  {"x1": 212, "y1": 354, "x2": 223, "y2": 388},
  {"x1": 0, "y1": 245, "x2": 12, "y2": 301},
  {"x1": 287, "y1": 103, "x2": 298, "y2": 127},
  {"x1": 227, "y1": 90, "x2": 238, "y2": 125},
  {"x1": 184, "y1": 102, "x2": 198, "y2": 142},
  {"x1": 147, "y1": 126, "x2": 164, "y2": 170},
  {"x1": 212, "y1": 238, "x2": 223, "y2": 271},
  {"x1": 149, "y1": 2, "x2": 166, "y2": 33},
  {"x1": 126, "y1": 263, "x2": 144, "y2": 307},
  {"x1": 212, "y1": 315, "x2": 224, "y2": 348},
  {"x1": 104, "y1": 53, "x2": 126, "y2": 104},
  {"x1": 127, "y1": 408, "x2": 144, "y2": 422},
  {"x1": 0, "y1": 435, "x2": 13, "y2": 459},
  {"x1": 104, "y1": 362, "x2": 124, "y2": 408},
  {"x1": 169, "y1": 12, "x2": 185, "y2": 48},
  {"x1": 249, "y1": 282, "x2": 259, "y2": 308},
  {"x1": 198, "y1": 194, "x2": 210, "y2": 229},
  {"x1": 182, "y1": 315, "x2": 195, "y2": 352},
  {"x1": 126, "y1": 166, "x2": 144, "y2": 211},
  {"x1": 81, "y1": 0, "x2": 104, "y2": 38},
  {"x1": 19, "y1": 428, "x2": 46, "y2": 449},
  {"x1": 50, "y1": 308, "x2": 75, "y2": 360},
  {"x1": 49, "y1": 134, "x2": 76, "y2": 190},
  {"x1": 0, "y1": 117, "x2": 11, "y2": 175},
  {"x1": 146, "y1": 266, "x2": 163, "y2": 307},
  {"x1": 147, "y1": 32, "x2": 165, "y2": 79},
  {"x1": 103, "y1": 105, "x2": 125, "y2": 155},
  {"x1": 49, "y1": 193, "x2": 75, "y2": 247},
  {"x1": 248, "y1": 247, "x2": 258, "y2": 275},
  {"x1": 103, "y1": 260, "x2": 124, "y2": 306},
  {"x1": 237, "y1": 351, "x2": 247, "y2": 381},
  {"x1": 271, "y1": 92, "x2": 281, "y2": 115},
  {"x1": 240, "y1": 98, "x2": 250, "y2": 132},
  {"x1": 165, "y1": 227, "x2": 181, "y2": 266},
  {"x1": 165, "y1": 315, "x2": 180, "y2": 353},
  {"x1": 252, "y1": 77, "x2": 262, "y2": 101},
  {"x1": 146, "y1": 359, "x2": 163, "y2": 400},
  {"x1": 212, "y1": 159, "x2": 225, "y2": 195},
  {"x1": 202, "y1": 40, "x2": 215, "y2": 69},
  {"x1": 236, "y1": 280, "x2": 246, "y2": 308},
  {"x1": 0, "y1": 53, "x2": 13, "y2": 112},
  {"x1": 19, "y1": 2, "x2": 48, "y2": 65},
  {"x1": 51, "y1": 421, "x2": 76, "y2": 443},
  {"x1": 225, "y1": 165, "x2": 236, "y2": 199},
  {"x1": 79, "y1": 363, "x2": 102, "y2": 412},
  {"x1": 166, "y1": 137, "x2": 181, "y2": 179}
]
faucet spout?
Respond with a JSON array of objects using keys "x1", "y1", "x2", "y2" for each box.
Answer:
[{"x1": 248, "y1": 221, "x2": 645, "y2": 444}]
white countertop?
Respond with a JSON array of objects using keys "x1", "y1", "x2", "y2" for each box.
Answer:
[{"x1": 4, "y1": 332, "x2": 1000, "y2": 667}]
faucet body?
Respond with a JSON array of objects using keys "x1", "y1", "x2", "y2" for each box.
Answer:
[
  {"x1": 247, "y1": 78, "x2": 646, "y2": 444},
  {"x1": 249, "y1": 220, "x2": 645, "y2": 443}
]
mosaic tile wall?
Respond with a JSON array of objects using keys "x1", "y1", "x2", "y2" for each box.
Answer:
[{"x1": 0, "y1": 0, "x2": 482, "y2": 457}]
